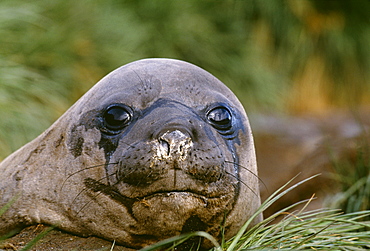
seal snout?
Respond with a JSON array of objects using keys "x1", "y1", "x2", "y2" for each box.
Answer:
[{"x1": 157, "y1": 130, "x2": 193, "y2": 159}]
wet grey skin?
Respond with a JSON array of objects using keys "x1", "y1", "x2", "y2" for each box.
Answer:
[{"x1": 0, "y1": 58, "x2": 262, "y2": 249}]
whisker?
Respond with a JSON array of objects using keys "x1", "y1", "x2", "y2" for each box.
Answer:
[
  {"x1": 103, "y1": 139, "x2": 136, "y2": 149},
  {"x1": 81, "y1": 178, "x2": 136, "y2": 216},
  {"x1": 60, "y1": 162, "x2": 118, "y2": 192},
  {"x1": 71, "y1": 171, "x2": 118, "y2": 205},
  {"x1": 225, "y1": 171, "x2": 259, "y2": 197},
  {"x1": 133, "y1": 69, "x2": 145, "y2": 86},
  {"x1": 225, "y1": 160, "x2": 268, "y2": 193},
  {"x1": 73, "y1": 172, "x2": 123, "y2": 217},
  {"x1": 75, "y1": 191, "x2": 102, "y2": 217}
]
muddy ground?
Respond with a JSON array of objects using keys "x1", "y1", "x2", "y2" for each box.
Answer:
[{"x1": 0, "y1": 225, "x2": 133, "y2": 251}]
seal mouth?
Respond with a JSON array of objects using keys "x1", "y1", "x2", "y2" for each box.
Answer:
[
  {"x1": 113, "y1": 167, "x2": 235, "y2": 198},
  {"x1": 144, "y1": 191, "x2": 209, "y2": 198},
  {"x1": 84, "y1": 177, "x2": 226, "y2": 201},
  {"x1": 83, "y1": 177, "x2": 234, "y2": 212}
]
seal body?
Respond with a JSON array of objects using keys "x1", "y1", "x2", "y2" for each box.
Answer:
[{"x1": 0, "y1": 59, "x2": 261, "y2": 249}]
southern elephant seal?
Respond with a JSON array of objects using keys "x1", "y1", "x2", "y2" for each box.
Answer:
[{"x1": 0, "y1": 58, "x2": 262, "y2": 249}]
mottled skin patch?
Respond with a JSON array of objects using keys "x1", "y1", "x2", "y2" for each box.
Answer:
[{"x1": 0, "y1": 59, "x2": 262, "y2": 249}]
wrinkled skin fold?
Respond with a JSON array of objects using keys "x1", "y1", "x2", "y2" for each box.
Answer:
[{"x1": 0, "y1": 58, "x2": 262, "y2": 249}]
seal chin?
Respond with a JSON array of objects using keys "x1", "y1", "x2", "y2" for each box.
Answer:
[
  {"x1": 84, "y1": 176, "x2": 234, "y2": 241},
  {"x1": 128, "y1": 191, "x2": 233, "y2": 239}
]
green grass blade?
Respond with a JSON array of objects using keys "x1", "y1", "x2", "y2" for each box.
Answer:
[
  {"x1": 226, "y1": 174, "x2": 320, "y2": 251},
  {"x1": 0, "y1": 193, "x2": 20, "y2": 217},
  {"x1": 18, "y1": 226, "x2": 55, "y2": 251},
  {"x1": 139, "y1": 231, "x2": 221, "y2": 251}
]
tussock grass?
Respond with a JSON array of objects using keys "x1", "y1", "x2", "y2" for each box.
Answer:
[
  {"x1": 224, "y1": 210, "x2": 369, "y2": 250},
  {"x1": 327, "y1": 141, "x2": 370, "y2": 220}
]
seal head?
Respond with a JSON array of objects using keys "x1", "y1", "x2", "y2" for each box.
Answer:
[{"x1": 0, "y1": 59, "x2": 261, "y2": 249}]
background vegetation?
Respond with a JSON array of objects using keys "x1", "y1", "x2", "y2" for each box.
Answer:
[
  {"x1": 0, "y1": 0, "x2": 369, "y2": 158},
  {"x1": 0, "y1": 1, "x2": 369, "y2": 249}
]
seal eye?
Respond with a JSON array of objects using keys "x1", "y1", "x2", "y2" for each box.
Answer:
[
  {"x1": 103, "y1": 105, "x2": 132, "y2": 131},
  {"x1": 207, "y1": 106, "x2": 232, "y2": 131}
]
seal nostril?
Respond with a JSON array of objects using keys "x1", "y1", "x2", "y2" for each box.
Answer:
[{"x1": 159, "y1": 139, "x2": 170, "y2": 155}]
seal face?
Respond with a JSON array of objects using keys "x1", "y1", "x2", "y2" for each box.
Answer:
[{"x1": 0, "y1": 59, "x2": 261, "y2": 249}]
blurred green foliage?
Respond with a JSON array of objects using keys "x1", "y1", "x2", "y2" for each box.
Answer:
[
  {"x1": 0, "y1": 0, "x2": 369, "y2": 158},
  {"x1": 329, "y1": 141, "x2": 370, "y2": 219}
]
